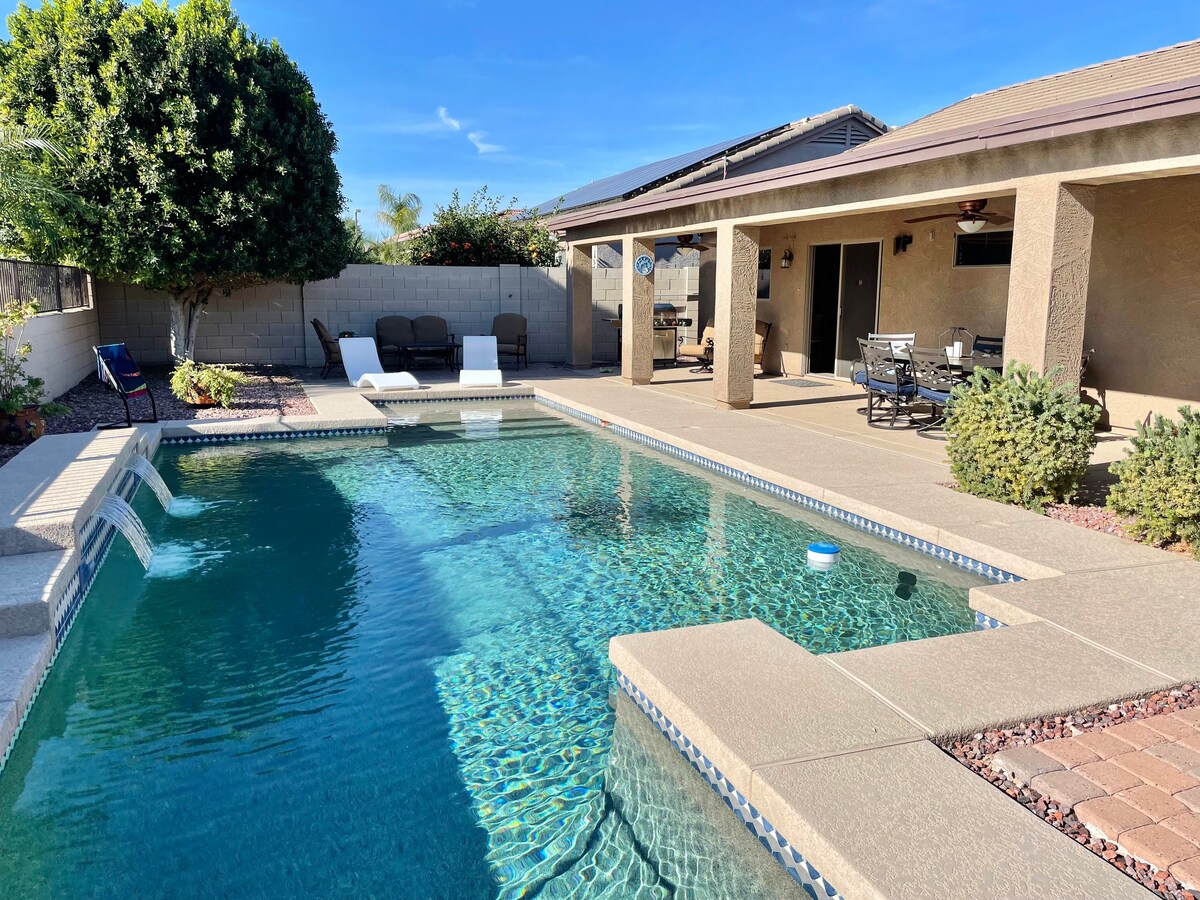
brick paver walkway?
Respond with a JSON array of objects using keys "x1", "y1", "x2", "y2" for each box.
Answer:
[{"x1": 995, "y1": 707, "x2": 1200, "y2": 889}]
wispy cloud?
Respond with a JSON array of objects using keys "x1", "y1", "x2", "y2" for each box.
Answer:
[
  {"x1": 437, "y1": 106, "x2": 462, "y2": 131},
  {"x1": 467, "y1": 130, "x2": 503, "y2": 154}
]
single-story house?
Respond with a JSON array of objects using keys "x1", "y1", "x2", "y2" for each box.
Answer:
[{"x1": 550, "y1": 39, "x2": 1200, "y2": 430}]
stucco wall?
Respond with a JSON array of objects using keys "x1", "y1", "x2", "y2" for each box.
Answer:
[
  {"x1": 1084, "y1": 174, "x2": 1200, "y2": 427},
  {"x1": 755, "y1": 209, "x2": 1012, "y2": 375},
  {"x1": 25, "y1": 304, "x2": 101, "y2": 399},
  {"x1": 95, "y1": 264, "x2": 570, "y2": 367}
]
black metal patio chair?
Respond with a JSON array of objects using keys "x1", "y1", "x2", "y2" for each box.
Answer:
[
  {"x1": 907, "y1": 346, "x2": 964, "y2": 433},
  {"x1": 861, "y1": 341, "x2": 916, "y2": 427},
  {"x1": 311, "y1": 318, "x2": 342, "y2": 379}
]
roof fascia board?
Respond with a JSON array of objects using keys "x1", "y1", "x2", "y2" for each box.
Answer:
[{"x1": 550, "y1": 77, "x2": 1200, "y2": 232}]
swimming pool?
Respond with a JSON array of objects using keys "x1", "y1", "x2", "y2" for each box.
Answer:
[{"x1": 0, "y1": 402, "x2": 985, "y2": 898}]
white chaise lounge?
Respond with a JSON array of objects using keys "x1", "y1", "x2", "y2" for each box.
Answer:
[
  {"x1": 459, "y1": 335, "x2": 503, "y2": 388},
  {"x1": 339, "y1": 337, "x2": 420, "y2": 391}
]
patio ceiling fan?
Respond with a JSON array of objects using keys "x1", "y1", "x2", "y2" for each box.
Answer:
[
  {"x1": 669, "y1": 233, "x2": 713, "y2": 252},
  {"x1": 904, "y1": 199, "x2": 1012, "y2": 233}
]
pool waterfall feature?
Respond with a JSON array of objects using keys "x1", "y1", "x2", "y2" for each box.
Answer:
[
  {"x1": 123, "y1": 453, "x2": 173, "y2": 510},
  {"x1": 89, "y1": 454, "x2": 186, "y2": 570},
  {"x1": 88, "y1": 495, "x2": 153, "y2": 570}
]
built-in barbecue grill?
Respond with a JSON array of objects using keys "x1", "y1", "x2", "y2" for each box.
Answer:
[{"x1": 610, "y1": 303, "x2": 694, "y2": 367}]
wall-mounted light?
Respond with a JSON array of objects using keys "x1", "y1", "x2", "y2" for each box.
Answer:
[
  {"x1": 957, "y1": 217, "x2": 985, "y2": 234},
  {"x1": 780, "y1": 248, "x2": 794, "y2": 269},
  {"x1": 893, "y1": 234, "x2": 913, "y2": 255}
]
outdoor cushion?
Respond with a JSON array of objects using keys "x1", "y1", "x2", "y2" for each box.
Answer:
[
  {"x1": 491, "y1": 313, "x2": 527, "y2": 345},
  {"x1": 496, "y1": 342, "x2": 521, "y2": 355},
  {"x1": 377, "y1": 315, "x2": 415, "y2": 347},
  {"x1": 868, "y1": 378, "x2": 915, "y2": 395},
  {"x1": 413, "y1": 315, "x2": 451, "y2": 343},
  {"x1": 852, "y1": 368, "x2": 868, "y2": 385},
  {"x1": 917, "y1": 385, "x2": 952, "y2": 404}
]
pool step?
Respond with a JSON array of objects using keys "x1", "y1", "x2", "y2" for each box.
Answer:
[
  {"x1": 0, "y1": 430, "x2": 144, "y2": 556},
  {"x1": 0, "y1": 631, "x2": 53, "y2": 765},
  {"x1": 610, "y1": 619, "x2": 1147, "y2": 899},
  {"x1": 0, "y1": 549, "x2": 73, "y2": 638}
]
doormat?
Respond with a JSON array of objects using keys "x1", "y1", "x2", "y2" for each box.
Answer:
[{"x1": 776, "y1": 379, "x2": 829, "y2": 388}]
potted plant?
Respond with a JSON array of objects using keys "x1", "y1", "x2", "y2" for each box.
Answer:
[
  {"x1": 169, "y1": 360, "x2": 247, "y2": 408},
  {"x1": 0, "y1": 301, "x2": 69, "y2": 444}
]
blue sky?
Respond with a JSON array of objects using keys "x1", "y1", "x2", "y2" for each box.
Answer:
[{"x1": 13, "y1": 1, "x2": 1200, "y2": 235}]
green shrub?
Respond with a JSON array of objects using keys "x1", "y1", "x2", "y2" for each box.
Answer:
[
  {"x1": 1107, "y1": 407, "x2": 1200, "y2": 553},
  {"x1": 945, "y1": 363, "x2": 1099, "y2": 509},
  {"x1": 170, "y1": 361, "x2": 247, "y2": 409}
]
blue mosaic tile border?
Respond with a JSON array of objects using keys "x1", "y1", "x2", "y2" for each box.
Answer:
[
  {"x1": 536, "y1": 396, "x2": 1024, "y2": 586},
  {"x1": 616, "y1": 671, "x2": 842, "y2": 900},
  {"x1": 370, "y1": 393, "x2": 534, "y2": 405},
  {"x1": 974, "y1": 611, "x2": 1008, "y2": 631},
  {"x1": 160, "y1": 426, "x2": 387, "y2": 446}
]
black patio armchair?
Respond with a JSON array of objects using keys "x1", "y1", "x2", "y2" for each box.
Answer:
[
  {"x1": 311, "y1": 318, "x2": 342, "y2": 379},
  {"x1": 860, "y1": 341, "x2": 916, "y2": 427},
  {"x1": 907, "y1": 346, "x2": 963, "y2": 433},
  {"x1": 491, "y1": 313, "x2": 528, "y2": 369},
  {"x1": 376, "y1": 315, "x2": 415, "y2": 368}
]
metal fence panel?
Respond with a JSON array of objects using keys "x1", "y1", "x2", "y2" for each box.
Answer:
[{"x1": 0, "y1": 259, "x2": 89, "y2": 313}]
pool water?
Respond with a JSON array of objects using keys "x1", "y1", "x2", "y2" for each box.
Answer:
[{"x1": 0, "y1": 403, "x2": 984, "y2": 898}]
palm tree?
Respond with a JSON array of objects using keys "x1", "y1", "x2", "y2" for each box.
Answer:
[
  {"x1": 375, "y1": 184, "x2": 421, "y2": 236},
  {"x1": 0, "y1": 124, "x2": 77, "y2": 257}
]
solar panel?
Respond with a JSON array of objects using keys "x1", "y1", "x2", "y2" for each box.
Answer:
[{"x1": 534, "y1": 128, "x2": 771, "y2": 215}]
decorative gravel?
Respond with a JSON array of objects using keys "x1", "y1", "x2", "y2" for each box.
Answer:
[
  {"x1": 942, "y1": 686, "x2": 1200, "y2": 899},
  {"x1": 0, "y1": 365, "x2": 315, "y2": 467}
]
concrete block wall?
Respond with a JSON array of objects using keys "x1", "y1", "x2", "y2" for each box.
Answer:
[
  {"x1": 94, "y1": 264, "x2": 571, "y2": 368},
  {"x1": 95, "y1": 281, "x2": 306, "y2": 365},
  {"x1": 591, "y1": 266, "x2": 699, "y2": 363},
  {"x1": 24, "y1": 302, "x2": 101, "y2": 399}
]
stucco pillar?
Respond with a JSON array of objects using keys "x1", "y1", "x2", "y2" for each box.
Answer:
[
  {"x1": 566, "y1": 243, "x2": 592, "y2": 368},
  {"x1": 1004, "y1": 179, "x2": 1096, "y2": 386},
  {"x1": 712, "y1": 223, "x2": 760, "y2": 409},
  {"x1": 621, "y1": 235, "x2": 655, "y2": 385}
]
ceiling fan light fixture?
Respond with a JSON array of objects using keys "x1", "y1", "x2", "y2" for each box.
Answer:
[{"x1": 957, "y1": 218, "x2": 986, "y2": 234}]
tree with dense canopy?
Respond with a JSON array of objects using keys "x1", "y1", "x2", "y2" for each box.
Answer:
[
  {"x1": 0, "y1": 0, "x2": 354, "y2": 359},
  {"x1": 401, "y1": 188, "x2": 561, "y2": 268}
]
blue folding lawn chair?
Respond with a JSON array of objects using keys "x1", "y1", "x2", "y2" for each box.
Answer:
[{"x1": 94, "y1": 343, "x2": 158, "y2": 429}]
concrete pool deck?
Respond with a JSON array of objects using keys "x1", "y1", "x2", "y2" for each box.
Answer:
[{"x1": 0, "y1": 364, "x2": 1193, "y2": 896}]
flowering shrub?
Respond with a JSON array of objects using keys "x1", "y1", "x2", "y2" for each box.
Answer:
[{"x1": 400, "y1": 188, "x2": 561, "y2": 267}]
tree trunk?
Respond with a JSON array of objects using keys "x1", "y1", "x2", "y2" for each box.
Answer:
[{"x1": 168, "y1": 289, "x2": 210, "y2": 362}]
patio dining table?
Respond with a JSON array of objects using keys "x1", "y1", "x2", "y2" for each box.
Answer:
[{"x1": 947, "y1": 354, "x2": 1004, "y2": 374}]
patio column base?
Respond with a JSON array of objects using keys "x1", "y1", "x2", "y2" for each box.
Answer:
[{"x1": 713, "y1": 398, "x2": 751, "y2": 410}]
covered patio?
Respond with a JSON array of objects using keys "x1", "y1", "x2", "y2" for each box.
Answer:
[{"x1": 555, "y1": 48, "x2": 1200, "y2": 436}]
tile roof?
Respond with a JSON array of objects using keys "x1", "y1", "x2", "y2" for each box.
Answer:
[{"x1": 874, "y1": 38, "x2": 1200, "y2": 145}]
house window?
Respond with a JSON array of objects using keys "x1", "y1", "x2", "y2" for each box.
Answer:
[
  {"x1": 758, "y1": 248, "x2": 772, "y2": 300},
  {"x1": 954, "y1": 231, "x2": 1013, "y2": 267}
]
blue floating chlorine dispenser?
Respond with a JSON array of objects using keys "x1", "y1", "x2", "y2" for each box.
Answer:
[{"x1": 807, "y1": 541, "x2": 841, "y2": 573}]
